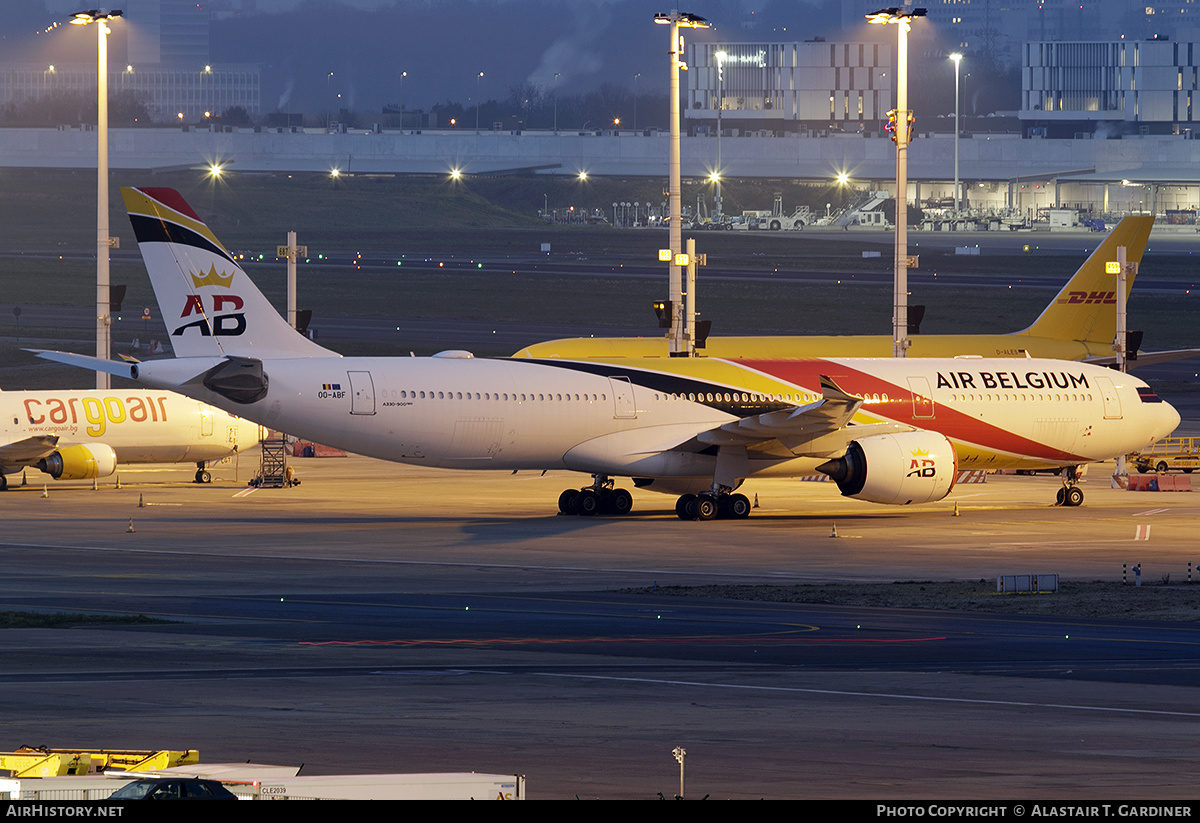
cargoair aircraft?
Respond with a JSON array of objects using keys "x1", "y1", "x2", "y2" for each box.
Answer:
[
  {"x1": 34, "y1": 189, "x2": 1179, "y2": 520},
  {"x1": 0, "y1": 388, "x2": 260, "y2": 491},
  {"x1": 516, "y1": 216, "x2": 1198, "y2": 366}
]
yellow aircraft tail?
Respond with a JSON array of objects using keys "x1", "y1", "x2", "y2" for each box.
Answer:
[{"x1": 1020, "y1": 216, "x2": 1154, "y2": 345}]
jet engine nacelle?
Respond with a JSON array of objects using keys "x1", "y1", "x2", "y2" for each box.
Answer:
[
  {"x1": 36, "y1": 444, "x2": 119, "y2": 480},
  {"x1": 817, "y1": 431, "x2": 958, "y2": 505}
]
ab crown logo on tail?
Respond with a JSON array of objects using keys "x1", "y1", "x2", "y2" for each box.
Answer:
[{"x1": 172, "y1": 264, "x2": 247, "y2": 338}]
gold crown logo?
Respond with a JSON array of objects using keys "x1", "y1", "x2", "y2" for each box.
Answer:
[
  {"x1": 910, "y1": 448, "x2": 930, "y2": 457},
  {"x1": 189, "y1": 264, "x2": 235, "y2": 289}
]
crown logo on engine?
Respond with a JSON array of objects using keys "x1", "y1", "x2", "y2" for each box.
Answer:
[
  {"x1": 189, "y1": 264, "x2": 235, "y2": 289},
  {"x1": 910, "y1": 448, "x2": 930, "y2": 457}
]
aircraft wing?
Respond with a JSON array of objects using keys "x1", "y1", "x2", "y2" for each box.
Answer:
[
  {"x1": 695, "y1": 375, "x2": 910, "y2": 458},
  {"x1": 1086, "y1": 348, "x2": 1200, "y2": 369},
  {"x1": 0, "y1": 435, "x2": 59, "y2": 470}
]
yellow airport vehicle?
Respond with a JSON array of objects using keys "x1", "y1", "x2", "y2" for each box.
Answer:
[
  {"x1": 1131, "y1": 437, "x2": 1200, "y2": 474},
  {"x1": 0, "y1": 747, "x2": 198, "y2": 778}
]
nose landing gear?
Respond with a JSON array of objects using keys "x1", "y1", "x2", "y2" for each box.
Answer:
[{"x1": 1055, "y1": 466, "x2": 1084, "y2": 507}]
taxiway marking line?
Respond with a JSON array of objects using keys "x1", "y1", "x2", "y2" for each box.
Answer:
[{"x1": 535, "y1": 672, "x2": 1200, "y2": 719}]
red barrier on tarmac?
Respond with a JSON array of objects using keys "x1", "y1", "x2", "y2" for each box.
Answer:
[{"x1": 1127, "y1": 474, "x2": 1193, "y2": 492}]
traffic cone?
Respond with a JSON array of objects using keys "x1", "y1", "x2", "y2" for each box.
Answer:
[
  {"x1": 127, "y1": 518, "x2": 135, "y2": 533},
  {"x1": 753, "y1": 493, "x2": 760, "y2": 509},
  {"x1": 138, "y1": 493, "x2": 145, "y2": 508},
  {"x1": 92, "y1": 478, "x2": 98, "y2": 491},
  {"x1": 830, "y1": 523, "x2": 838, "y2": 538},
  {"x1": 115, "y1": 475, "x2": 122, "y2": 489},
  {"x1": 953, "y1": 502, "x2": 960, "y2": 516},
  {"x1": 41, "y1": 485, "x2": 48, "y2": 498}
]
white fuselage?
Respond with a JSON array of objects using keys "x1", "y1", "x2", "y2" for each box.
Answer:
[{"x1": 133, "y1": 355, "x2": 1179, "y2": 482}]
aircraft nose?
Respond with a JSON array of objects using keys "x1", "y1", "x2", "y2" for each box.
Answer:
[{"x1": 1160, "y1": 400, "x2": 1182, "y2": 439}]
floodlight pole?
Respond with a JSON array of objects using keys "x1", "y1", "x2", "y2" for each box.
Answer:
[
  {"x1": 950, "y1": 53, "x2": 962, "y2": 214},
  {"x1": 868, "y1": 6, "x2": 925, "y2": 359},
  {"x1": 656, "y1": 10, "x2": 709, "y2": 357},
  {"x1": 1113, "y1": 244, "x2": 1132, "y2": 478},
  {"x1": 72, "y1": 9, "x2": 123, "y2": 388}
]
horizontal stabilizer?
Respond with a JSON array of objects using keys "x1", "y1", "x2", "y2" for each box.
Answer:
[
  {"x1": 29, "y1": 350, "x2": 137, "y2": 380},
  {"x1": 1085, "y1": 348, "x2": 1200, "y2": 369}
]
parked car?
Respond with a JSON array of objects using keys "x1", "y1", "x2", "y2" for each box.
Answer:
[{"x1": 110, "y1": 778, "x2": 239, "y2": 800}]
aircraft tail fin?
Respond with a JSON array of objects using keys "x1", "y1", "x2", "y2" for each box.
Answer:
[
  {"x1": 1020, "y1": 215, "x2": 1154, "y2": 344},
  {"x1": 122, "y1": 187, "x2": 336, "y2": 360}
]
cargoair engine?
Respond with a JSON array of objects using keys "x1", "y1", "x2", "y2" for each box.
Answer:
[
  {"x1": 36, "y1": 444, "x2": 118, "y2": 480},
  {"x1": 817, "y1": 431, "x2": 957, "y2": 505}
]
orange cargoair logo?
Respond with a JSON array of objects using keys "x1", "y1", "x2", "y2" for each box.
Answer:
[
  {"x1": 174, "y1": 293, "x2": 246, "y2": 337},
  {"x1": 907, "y1": 448, "x2": 936, "y2": 479},
  {"x1": 189, "y1": 264, "x2": 236, "y2": 289},
  {"x1": 1057, "y1": 290, "x2": 1116, "y2": 305},
  {"x1": 24, "y1": 395, "x2": 170, "y2": 437}
]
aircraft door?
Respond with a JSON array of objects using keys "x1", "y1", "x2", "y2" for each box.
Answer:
[
  {"x1": 199, "y1": 405, "x2": 214, "y2": 436},
  {"x1": 1095, "y1": 376, "x2": 1122, "y2": 419},
  {"x1": 609, "y1": 376, "x2": 636, "y2": 419},
  {"x1": 907, "y1": 376, "x2": 935, "y2": 419},
  {"x1": 348, "y1": 371, "x2": 376, "y2": 415}
]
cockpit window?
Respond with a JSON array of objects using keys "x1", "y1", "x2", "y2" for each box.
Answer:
[{"x1": 1137, "y1": 386, "x2": 1163, "y2": 403}]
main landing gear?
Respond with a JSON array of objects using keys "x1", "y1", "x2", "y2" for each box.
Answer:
[
  {"x1": 558, "y1": 476, "x2": 634, "y2": 517},
  {"x1": 675, "y1": 492, "x2": 751, "y2": 521},
  {"x1": 1054, "y1": 466, "x2": 1084, "y2": 507},
  {"x1": 194, "y1": 462, "x2": 212, "y2": 484}
]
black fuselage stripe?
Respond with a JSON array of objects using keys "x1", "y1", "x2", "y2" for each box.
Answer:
[{"x1": 511, "y1": 358, "x2": 791, "y2": 416}]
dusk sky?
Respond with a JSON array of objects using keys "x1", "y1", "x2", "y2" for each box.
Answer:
[{"x1": 13, "y1": 1, "x2": 850, "y2": 115}]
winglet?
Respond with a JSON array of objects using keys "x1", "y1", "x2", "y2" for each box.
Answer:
[{"x1": 819, "y1": 374, "x2": 864, "y2": 407}]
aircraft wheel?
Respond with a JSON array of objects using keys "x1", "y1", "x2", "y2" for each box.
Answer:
[
  {"x1": 576, "y1": 489, "x2": 601, "y2": 516},
  {"x1": 676, "y1": 494, "x2": 697, "y2": 520},
  {"x1": 725, "y1": 493, "x2": 751, "y2": 519},
  {"x1": 1065, "y1": 486, "x2": 1084, "y2": 507},
  {"x1": 558, "y1": 489, "x2": 579, "y2": 515},
  {"x1": 1156, "y1": 461, "x2": 1169, "y2": 474},
  {"x1": 694, "y1": 495, "x2": 718, "y2": 521},
  {"x1": 1055, "y1": 487, "x2": 1066, "y2": 506},
  {"x1": 195, "y1": 469, "x2": 212, "y2": 484},
  {"x1": 608, "y1": 488, "x2": 634, "y2": 516},
  {"x1": 0, "y1": 474, "x2": 7, "y2": 492}
]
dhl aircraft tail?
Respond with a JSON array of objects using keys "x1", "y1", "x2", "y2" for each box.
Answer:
[
  {"x1": 1019, "y1": 215, "x2": 1154, "y2": 346},
  {"x1": 121, "y1": 187, "x2": 335, "y2": 361}
]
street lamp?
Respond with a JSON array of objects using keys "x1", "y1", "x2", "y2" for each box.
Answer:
[
  {"x1": 867, "y1": 6, "x2": 925, "y2": 359},
  {"x1": 949, "y1": 52, "x2": 962, "y2": 215},
  {"x1": 653, "y1": 9, "x2": 710, "y2": 357},
  {"x1": 476, "y1": 71, "x2": 484, "y2": 133},
  {"x1": 715, "y1": 50, "x2": 727, "y2": 220},
  {"x1": 633, "y1": 72, "x2": 641, "y2": 130},
  {"x1": 554, "y1": 72, "x2": 560, "y2": 133},
  {"x1": 326, "y1": 71, "x2": 334, "y2": 128},
  {"x1": 399, "y1": 71, "x2": 407, "y2": 130},
  {"x1": 70, "y1": 8, "x2": 122, "y2": 389}
]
